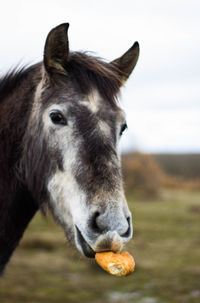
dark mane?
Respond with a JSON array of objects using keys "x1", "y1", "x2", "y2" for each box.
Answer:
[
  {"x1": 0, "y1": 64, "x2": 41, "y2": 103},
  {"x1": 67, "y1": 52, "x2": 122, "y2": 107}
]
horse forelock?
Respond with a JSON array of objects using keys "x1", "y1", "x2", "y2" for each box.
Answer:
[
  {"x1": 68, "y1": 52, "x2": 122, "y2": 107},
  {"x1": 46, "y1": 52, "x2": 122, "y2": 110}
]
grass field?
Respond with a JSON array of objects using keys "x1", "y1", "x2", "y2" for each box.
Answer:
[{"x1": 0, "y1": 190, "x2": 200, "y2": 303}]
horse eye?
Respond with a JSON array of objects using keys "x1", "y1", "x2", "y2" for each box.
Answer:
[
  {"x1": 120, "y1": 123, "x2": 128, "y2": 136},
  {"x1": 49, "y1": 111, "x2": 67, "y2": 125}
]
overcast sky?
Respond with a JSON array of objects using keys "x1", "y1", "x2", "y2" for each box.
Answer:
[{"x1": 0, "y1": 0, "x2": 199, "y2": 153}]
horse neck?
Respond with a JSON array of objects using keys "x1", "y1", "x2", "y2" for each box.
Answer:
[
  {"x1": 0, "y1": 185, "x2": 38, "y2": 274},
  {"x1": 0, "y1": 64, "x2": 41, "y2": 274}
]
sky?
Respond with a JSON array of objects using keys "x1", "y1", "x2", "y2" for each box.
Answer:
[{"x1": 0, "y1": 0, "x2": 199, "y2": 153}]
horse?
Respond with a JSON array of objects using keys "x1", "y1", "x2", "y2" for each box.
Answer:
[{"x1": 0, "y1": 23, "x2": 139, "y2": 274}]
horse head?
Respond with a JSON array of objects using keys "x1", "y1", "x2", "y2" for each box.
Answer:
[{"x1": 22, "y1": 23, "x2": 139, "y2": 258}]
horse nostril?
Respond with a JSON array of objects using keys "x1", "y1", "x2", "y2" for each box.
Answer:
[
  {"x1": 90, "y1": 211, "x2": 101, "y2": 233},
  {"x1": 121, "y1": 217, "x2": 131, "y2": 238}
]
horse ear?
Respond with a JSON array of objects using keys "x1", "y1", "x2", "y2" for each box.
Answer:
[
  {"x1": 111, "y1": 42, "x2": 139, "y2": 83},
  {"x1": 44, "y1": 23, "x2": 70, "y2": 76}
]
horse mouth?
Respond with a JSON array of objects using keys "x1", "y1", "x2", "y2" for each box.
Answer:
[{"x1": 75, "y1": 226, "x2": 95, "y2": 258}]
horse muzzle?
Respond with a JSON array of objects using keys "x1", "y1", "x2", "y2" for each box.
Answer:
[{"x1": 75, "y1": 213, "x2": 133, "y2": 258}]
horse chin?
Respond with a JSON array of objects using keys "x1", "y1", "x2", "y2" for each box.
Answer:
[{"x1": 75, "y1": 226, "x2": 95, "y2": 258}]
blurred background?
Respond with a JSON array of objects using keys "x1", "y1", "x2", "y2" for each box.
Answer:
[{"x1": 0, "y1": 1, "x2": 199, "y2": 303}]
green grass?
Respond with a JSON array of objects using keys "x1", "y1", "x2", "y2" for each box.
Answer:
[{"x1": 0, "y1": 190, "x2": 200, "y2": 303}]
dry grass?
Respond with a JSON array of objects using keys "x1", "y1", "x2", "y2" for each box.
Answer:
[
  {"x1": 122, "y1": 153, "x2": 164, "y2": 197},
  {"x1": 162, "y1": 175, "x2": 200, "y2": 190},
  {"x1": 122, "y1": 152, "x2": 200, "y2": 194}
]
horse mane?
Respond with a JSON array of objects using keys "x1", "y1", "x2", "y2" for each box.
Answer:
[{"x1": 0, "y1": 65, "x2": 38, "y2": 103}]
